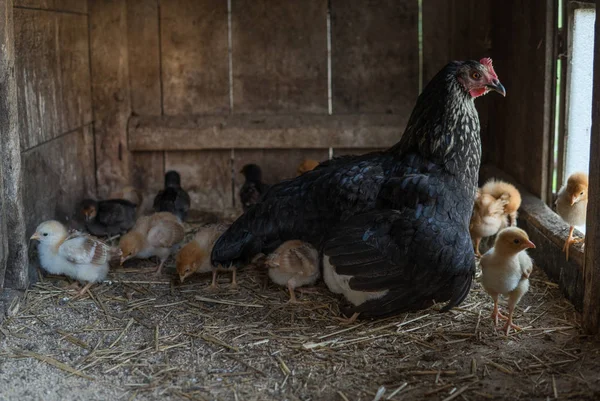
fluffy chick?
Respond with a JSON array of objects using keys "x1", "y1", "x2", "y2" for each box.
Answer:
[
  {"x1": 80, "y1": 198, "x2": 137, "y2": 237},
  {"x1": 556, "y1": 172, "x2": 588, "y2": 261},
  {"x1": 176, "y1": 224, "x2": 229, "y2": 283},
  {"x1": 264, "y1": 240, "x2": 320, "y2": 303},
  {"x1": 239, "y1": 164, "x2": 270, "y2": 212},
  {"x1": 481, "y1": 179, "x2": 522, "y2": 226},
  {"x1": 110, "y1": 186, "x2": 143, "y2": 207},
  {"x1": 470, "y1": 191, "x2": 509, "y2": 256},
  {"x1": 119, "y1": 212, "x2": 185, "y2": 275},
  {"x1": 480, "y1": 227, "x2": 535, "y2": 335},
  {"x1": 31, "y1": 221, "x2": 114, "y2": 295},
  {"x1": 296, "y1": 159, "x2": 320, "y2": 176},
  {"x1": 153, "y1": 171, "x2": 191, "y2": 222}
]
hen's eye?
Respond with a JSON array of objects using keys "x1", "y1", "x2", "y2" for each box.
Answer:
[
  {"x1": 43, "y1": 233, "x2": 48, "y2": 237},
  {"x1": 513, "y1": 239, "x2": 520, "y2": 244},
  {"x1": 472, "y1": 72, "x2": 481, "y2": 80}
]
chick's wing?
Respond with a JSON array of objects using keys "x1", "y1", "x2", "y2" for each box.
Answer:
[
  {"x1": 59, "y1": 234, "x2": 111, "y2": 266},
  {"x1": 147, "y1": 219, "x2": 185, "y2": 248}
]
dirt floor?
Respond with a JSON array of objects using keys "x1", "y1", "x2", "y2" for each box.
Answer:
[{"x1": 1, "y1": 218, "x2": 600, "y2": 401}]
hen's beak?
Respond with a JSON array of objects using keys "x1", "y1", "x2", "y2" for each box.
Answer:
[
  {"x1": 524, "y1": 240, "x2": 536, "y2": 249},
  {"x1": 486, "y1": 79, "x2": 506, "y2": 97},
  {"x1": 30, "y1": 232, "x2": 40, "y2": 241}
]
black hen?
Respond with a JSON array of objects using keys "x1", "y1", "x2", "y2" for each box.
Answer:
[
  {"x1": 239, "y1": 164, "x2": 270, "y2": 212},
  {"x1": 153, "y1": 171, "x2": 191, "y2": 221},
  {"x1": 80, "y1": 198, "x2": 137, "y2": 237},
  {"x1": 212, "y1": 59, "x2": 505, "y2": 316}
]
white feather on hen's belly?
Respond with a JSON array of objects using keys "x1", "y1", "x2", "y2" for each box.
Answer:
[{"x1": 323, "y1": 256, "x2": 388, "y2": 306}]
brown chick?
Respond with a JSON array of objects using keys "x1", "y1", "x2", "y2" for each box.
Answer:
[
  {"x1": 176, "y1": 224, "x2": 229, "y2": 283},
  {"x1": 556, "y1": 172, "x2": 588, "y2": 261},
  {"x1": 481, "y1": 179, "x2": 522, "y2": 226},
  {"x1": 296, "y1": 159, "x2": 320, "y2": 176},
  {"x1": 110, "y1": 186, "x2": 143, "y2": 207},
  {"x1": 480, "y1": 227, "x2": 535, "y2": 335},
  {"x1": 119, "y1": 212, "x2": 185, "y2": 275},
  {"x1": 470, "y1": 190, "x2": 509, "y2": 257},
  {"x1": 264, "y1": 240, "x2": 320, "y2": 303}
]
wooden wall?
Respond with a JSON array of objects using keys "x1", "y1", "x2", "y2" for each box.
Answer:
[
  {"x1": 125, "y1": 0, "x2": 420, "y2": 212},
  {"x1": 13, "y1": 1, "x2": 95, "y2": 238}
]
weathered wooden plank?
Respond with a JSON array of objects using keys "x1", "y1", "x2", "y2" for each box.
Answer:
[
  {"x1": 21, "y1": 127, "x2": 96, "y2": 236},
  {"x1": 165, "y1": 151, "x2": 233, "y2": 212},
  {"x1": 233, "y1": 149, "x2": 329, "y2": 211},
  {"x1": 14, "y1": 0, "x2": 87, "y2": 13},
  {"x1": 422, "y1": 0, "x2": 451, "y2": 87},
  {"x1": 160, "y1": 0, "x2": 228, "y2": 115},
  {"x1": 488, "y1": 0, "x2": 553, "y2": 199},
  {"x1": 127, "y1": 0, "x2": 161, "y2": 116},
  {"x1": 127, "y1": 0, "x2": 164, "y2": 207},
  {"x1": 14, "y1": 9, "x2": 91, "y2": 151},
  {"x1": 128, "y1": 114, "x2": 405, "y2": 151},
  {"x1": 232, "y1": 0, "x2": 327, "y2": 114},
  {"x1": 1, "y1": 0, "x2": 29, "y2": 289},
  {"x1": 331, "y1": 0, "x2": 418, "y2": 115},
  {"x1": 89, "y1": 0, "x2": 132, "y2": 198},
  {"x1": 583, "y1": 0, "x2": 600, "y2": 333}
]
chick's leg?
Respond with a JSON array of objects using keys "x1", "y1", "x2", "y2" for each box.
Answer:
[
  {"x1": 503, "y1": 282, "x2": 528, "y2": 335},
  {"x1": 154, "y1": 258, "x2": 166, "y2": 275},
  {"x1": 76, "y1": 282, "x2": 94, "y2": 297},
  {"x1": 490, "y1": 294, "x2": 507, "y2": 325},
  {"x1": 230, "y1": 267, "x2": 238, "y2": 289},
  {"x1": 474, "y1": 238, "x2": 482, "y2": 257},
  {"x1": 209, "y1": 269, "x2": 219, "y2": 291},
  {"x1": 562, "y1": 226, "x2": 585, "y2": 261},
  {"x1": 502, "y1": 297, "x2": 522, "y2": 335},
  {"x1": 287, "y1": 280, "x2": 298, "y2": 303}
]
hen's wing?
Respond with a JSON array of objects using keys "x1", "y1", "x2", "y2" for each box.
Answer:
[
  {"x1": 324, "y1": 174, "x2": 475, "y2": 318},
  {"x1": 147, "y1": 219, "x2": 185, "y2": 248},
  {"x1": 212, "y1": 153, "x2": 392, "y2": 267},
  {"x1": 58, "y1": 233, "x2": 111, "y2": 266}
]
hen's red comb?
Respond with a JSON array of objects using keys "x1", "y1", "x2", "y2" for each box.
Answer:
[{"x1": 480, "y1": 57, "x2": 498, "y2": 79}]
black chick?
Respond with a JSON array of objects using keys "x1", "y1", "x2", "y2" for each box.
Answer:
[
  {"x1": 239, "y1": 164, "x2": 270, "y2": 212},
  {"x1": 213, "y1": 58, "x2": 506, "y2": 318},
  {"x1": 80, "y1": 198, "x2": 137, "y2": 237},
  {"x1": 153, "y1": 171, "x2": 191, "y2": 221}
]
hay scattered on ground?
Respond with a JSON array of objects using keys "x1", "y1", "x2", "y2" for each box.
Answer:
[{"x1": 1, "y1": 217, "x2": 600, "y2": 401}]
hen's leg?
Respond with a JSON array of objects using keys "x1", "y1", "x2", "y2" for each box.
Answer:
[{"x1": 230, "y1": 268, "x2": 238, "y2": 289}]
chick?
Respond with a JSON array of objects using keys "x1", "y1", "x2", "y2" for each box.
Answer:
[
  {"x1": 239, "y1": 164, "x2": 270, "y2": 212},
  {"x1": 480, "y1": 227, "x2": 535, "y2": 335},
  {"x1": 470, "y1": 191, "x2": 509, "y2": 256},
  {"x1": 80, "y1": 198, "x2": 137, "y2": 237},
  {"x1": 30, "y1": 221, "x2": 114, "y2": 295},
  {"x1": 119, "y1": 212, "x2": 185, "y2": 275},
  {"x1": 153, "y1": 171, "x2": 191, "y2": 222},
  {"x1": 556, "y1": 172, "x2": 588, "y2": 261},
  {"x1": 176, "y1": 224, "x2": 229, "y2": 283},
  {"x1": 296, "y1": 159, "x2": 320, "y2": 176},
  {"x1": 110, "y1": 186, "x2": 143, "y2": 207},
  {"x1": 264, "y1": 240, "x2": 320, "y2": 303},
  {"x1": 481, "y1": 179, "x2": 522, "y2": 226}
]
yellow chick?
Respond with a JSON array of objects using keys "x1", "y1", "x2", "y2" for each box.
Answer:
[
  {"x1": 470, "y1": 191, "x2": 509, "y2": 256},
  {"x1": 264, "y1": 240, "x2": 320, "y2": 303},
  {"x1": 480, "y1": 227, "x2": 535, "y2": 335},
  {"x1": 296, "y1": 159, "x2": 320, "y2": 176},
  {"x1": 176, "y1": 224, "x2": 229, "y2": 283},
  {"x1": 119, "y1": 212, "x2": 184, "y2": 275},
  {"x1": 556, "y1": 172, "x2": 588, "y2": 261},
  {"x1": 481, "y1": 179, "x2": 522, "y2": 226},
  {"x1": 30, "y1": 221, "x2": 115, "y2": 296}
]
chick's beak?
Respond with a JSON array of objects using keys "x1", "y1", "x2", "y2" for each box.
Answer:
[
  {"x1": 486, "y1": 79, "x2": 506, "y2": 97},
  {"x1": 570, "y1": 196, "x2": 578, "y2": 206},
  {"x1": 524, "y1": 240, "x2": 536, "y2": 249},
  {"x1": 179, "y1": 275, "x2": 185, "y2": 284},
  {"x1": 30, "y1": 232, "x2": 40, "y2": 241}
]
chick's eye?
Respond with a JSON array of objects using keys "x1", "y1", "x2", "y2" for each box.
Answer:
[
  {"x1": 513, "y1": 239, "x2": 520, "y2": 244},
  {"x1": 580, "y1": 191, "x2": 584, "y2": 195},
  {"x1": 472, "y1": 72, "x2": 481, "y2": 80},
  {"x1": 43, "y1": 233, "x2": 48, "y2": 237}
]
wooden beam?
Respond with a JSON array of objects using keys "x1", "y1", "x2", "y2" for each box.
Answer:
[
  {"x1": 583, "y1": 0, "x2": 600, "y2": 334},
  {"x1": 0, "y1": 0, "x2": 29, "y2": 290},
  {"x1": 128, "y1": 114, "x2": 405, "y2": 151},
  {"x1": 89, "y1": 0, "x2": 132, "y2": 198}
]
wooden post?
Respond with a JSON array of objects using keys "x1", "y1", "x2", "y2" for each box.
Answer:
[
  {"x1": 0, "y1": 0, "x2": 29, "y2": 290},
  {"x1": 89, "y1": 0, "x2": 132, "y2": 198},
  {"x1": 582, "y1": 0, "x2": 600, "y2": 333}
]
